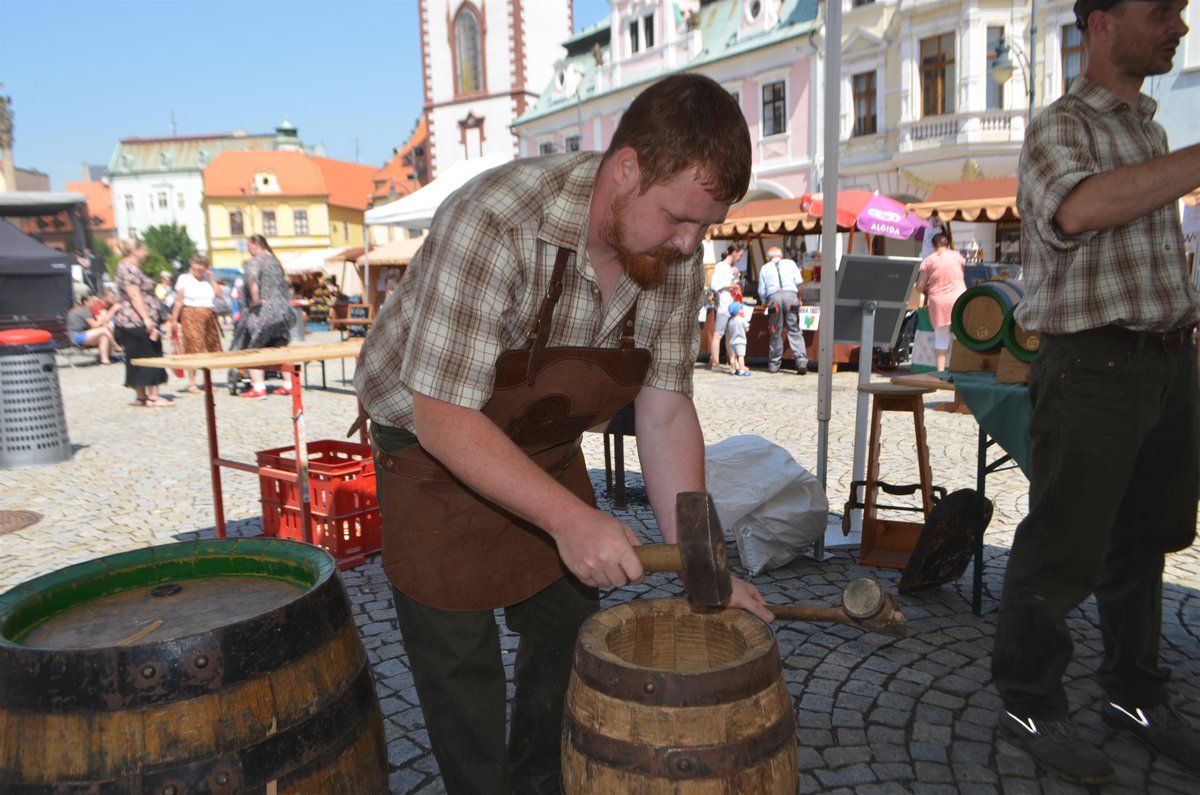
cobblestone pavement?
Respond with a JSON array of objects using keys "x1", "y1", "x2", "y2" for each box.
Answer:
[{"x1": 1, "y1": 332, "x2": 1197, "y2": 793}]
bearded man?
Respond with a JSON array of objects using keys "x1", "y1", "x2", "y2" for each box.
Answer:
[
  {"x1": 354, "y1": 73, "x2": 771, "y2": 794},
  {"x1": 992, "y1": 0, "x2": 1200, "y2": 784}
]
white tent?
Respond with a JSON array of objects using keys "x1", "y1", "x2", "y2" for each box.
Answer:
[
  {"x1": 357, "y1": 234, "x2": 426, "y2": 267},
  {"x1": 364, "y1": 152, "x2": 509, "y2": 230},
  {"x1": 279, "y1": 247, "x2": 350, "y2": 276}
]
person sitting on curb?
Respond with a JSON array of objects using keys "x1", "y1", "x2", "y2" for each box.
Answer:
[{"x1": 65, "y1": 294, "x2": 117, "y2": 364}]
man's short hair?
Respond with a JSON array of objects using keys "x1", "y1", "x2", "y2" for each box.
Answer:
[
  {"x1": 1074, "y1": 0, "x2": 1131, "y2": 29},
  {"x1": 605, "y1": 73, "x2": 752, "y2": 204}
]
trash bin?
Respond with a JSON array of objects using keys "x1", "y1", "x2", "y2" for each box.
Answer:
[{"x1": 0, "y1": 329, "x2": 71, "y2": 468}]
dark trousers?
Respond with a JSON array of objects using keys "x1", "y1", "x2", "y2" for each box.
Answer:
[
  {"x1": 392, "y1": 577, "x2": 598, "y2": 795},
  {"x1": 992, "y1": 330, "x2": 1198, "y2": 718},
  {"x1": 766, "y1": 290, "x2": 807, "y2": 370}
]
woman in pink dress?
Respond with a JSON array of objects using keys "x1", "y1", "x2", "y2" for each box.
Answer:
[{"x1": 915, "y1": 232, "x2": 967, "y2": 371}]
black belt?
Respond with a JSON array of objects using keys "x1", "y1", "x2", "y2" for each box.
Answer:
[{"x1": 1072, "y1": 324, "x2": 1195, "y2": 350}]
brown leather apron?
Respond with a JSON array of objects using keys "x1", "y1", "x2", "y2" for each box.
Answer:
[{"x1": 374, "y1": 247, "x2": 651, "y2": 611}]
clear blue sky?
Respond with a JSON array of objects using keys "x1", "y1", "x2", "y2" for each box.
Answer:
[{"x1": 0, "y1": 0, "x2": 612, "y2": 191}]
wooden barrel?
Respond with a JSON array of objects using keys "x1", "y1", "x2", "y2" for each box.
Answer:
[
  {"x1": 1001, "y1": 303, "x2": 1041, "y2": 362},
  {"x1": 951, "y1": 279, "x2": 1024, "y2": 351},
  {"x1": 0, "y1": 538, "x2": 387, "y2": 793},
  {"x1": 562, "y1": 599, "x2": 797, "y2": 794}
]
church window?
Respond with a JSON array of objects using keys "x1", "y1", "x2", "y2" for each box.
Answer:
[{"x1": 455, "y1": 5, "x2": 484, "y2": 95}]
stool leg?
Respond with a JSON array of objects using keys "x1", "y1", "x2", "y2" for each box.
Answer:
[
  {"x1": 614, "y1": 432, "x2": 626, "y2": 510},
  {"x1": 603, "y1": 434, "x2": 613, "y2": 498},
  {"x1": 911, "y1": 395, "x2": 935, "y2": 517},
  {"x1": 863, "y1": 397, "x2": 885, "y2": 532}
]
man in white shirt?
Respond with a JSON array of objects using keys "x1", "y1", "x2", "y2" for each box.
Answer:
[{"x1": 757, "y1": 246, "x2": 808, "y2": 374}]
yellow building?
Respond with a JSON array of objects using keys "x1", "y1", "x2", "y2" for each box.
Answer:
[{"x1": 202, "y1": 150, "x2": 376, "y2": 271}]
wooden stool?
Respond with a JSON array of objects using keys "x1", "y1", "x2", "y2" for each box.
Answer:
[{"x1": 852, "y1": 383, "x2": 939, "y2": 569}]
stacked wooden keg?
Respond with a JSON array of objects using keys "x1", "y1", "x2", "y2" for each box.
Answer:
[{"x1": 949, "y1": 279, "x2": 1038, "y2": 382}]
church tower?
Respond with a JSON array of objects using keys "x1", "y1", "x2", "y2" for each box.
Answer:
[{"x1": 417, "y1": 0, "x2": 572, "y2": 179}]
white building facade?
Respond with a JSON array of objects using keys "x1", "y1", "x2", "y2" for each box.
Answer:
[
  {"x1": 419, "y1": 0, "x2": 573, "y2": 179},
  {"x1": 108, "y1": 122, "x2": 308, "y2": 253}
]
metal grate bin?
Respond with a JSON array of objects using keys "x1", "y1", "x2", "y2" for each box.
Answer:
[{"x1": 0, "y1": 329, "x2": 71, "y2": 468}]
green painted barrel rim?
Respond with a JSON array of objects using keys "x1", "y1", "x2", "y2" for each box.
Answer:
[
  {"x1": 951, "y1": 279, "x2": 1024, "y2": 352},
  {"x1": 0, "y1": 538, "x2": 335, "y2": 648},
  {"x1": 1001, "y1": 303, "x2": 1038, "y2": 362}
]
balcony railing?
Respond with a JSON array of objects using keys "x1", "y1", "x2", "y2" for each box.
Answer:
[{"x1": 898, "y1": 108, "x2": 1027, "y2": 152}]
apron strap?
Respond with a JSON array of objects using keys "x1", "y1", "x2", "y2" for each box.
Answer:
[{"x1": 524, "y1": 246, "x2": 573, "y2": 386}]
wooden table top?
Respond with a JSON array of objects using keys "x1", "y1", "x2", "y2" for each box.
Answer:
[
  {"x1": 891, "y1": 373, "x2": 956, "y2": 392},
  {"x1": 132, "y1": 339, "x2": 362, "y2": 370}
]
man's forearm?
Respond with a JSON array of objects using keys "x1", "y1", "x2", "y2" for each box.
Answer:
[
  {"x1": 634, "y1": 388, "x2": 706, "y2": 544},
  {"x1": 1056, "y1": 142, "x2": 1200, "y2": 235}
]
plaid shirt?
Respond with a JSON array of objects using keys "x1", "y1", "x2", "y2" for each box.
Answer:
[
  {"x1": 1015, "y1": 76, "x2": 1200, "y2": 334},
  {"x1": 355, "y1": 153, "x2": 705, "y2": 429}
]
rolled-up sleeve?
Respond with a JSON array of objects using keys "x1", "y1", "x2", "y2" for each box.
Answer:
[{"x1": 1018, "y1": 113, "x2": 1099, "y2": 253}]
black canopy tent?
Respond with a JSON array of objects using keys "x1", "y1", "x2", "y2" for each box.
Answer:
[{"x1": 0, "y1": 220, "x2": 75, "y2": 339}]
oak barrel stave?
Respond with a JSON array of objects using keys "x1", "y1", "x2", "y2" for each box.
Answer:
[{"x1": 0, "y1": 538, "x2": 387, "y2": 793}]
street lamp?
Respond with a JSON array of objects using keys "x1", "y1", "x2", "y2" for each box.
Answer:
[
  {"x1": 990, "y1": 34, "x2": 1035, "y2": 117},
  {"x1": 990, "y1": 3, "x2": 1037, "y2": 119}
]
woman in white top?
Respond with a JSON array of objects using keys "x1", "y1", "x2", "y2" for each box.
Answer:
[{"x1": 168, "y1": 255, "x2": 225, "y2": 393}]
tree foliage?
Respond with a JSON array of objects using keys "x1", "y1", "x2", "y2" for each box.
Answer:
[{"x1": 141, "y1": 223, "x2": 197, "y2": 272}]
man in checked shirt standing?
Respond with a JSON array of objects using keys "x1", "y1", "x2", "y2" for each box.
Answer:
[
  {"x1": 355, "y1": 74, "x2": 772, "y2": 793},
  {"x1": 992, "y1": 0, "x2": 1200, "y2": 783}
]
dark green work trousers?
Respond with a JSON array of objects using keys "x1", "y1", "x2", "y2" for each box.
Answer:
[
  {"x1": 392, "y1": 577, "x2": 598, "y2": 795},
  {"x1": 992, "y1": 329, "x2": 1198, "y2": 718}
]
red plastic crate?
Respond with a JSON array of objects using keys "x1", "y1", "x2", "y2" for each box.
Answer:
[{"x1": 256, "y1": 440, "x2": 380, "y2": 566}]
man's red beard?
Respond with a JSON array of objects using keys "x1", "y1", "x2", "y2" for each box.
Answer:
[{"x1": 604, "y1": 193, "x2": 690, "y2": 290}]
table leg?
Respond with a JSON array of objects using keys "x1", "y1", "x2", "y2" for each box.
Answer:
[
  {"x1": 290, "y1": 364, "x2": 313, "y2": 545},
  {"x1": 974, "y1": 428, "x2": 987, "y2": 615},
  {"x1": 204, "y1": 369, "x2": 226, "y2": 538}
]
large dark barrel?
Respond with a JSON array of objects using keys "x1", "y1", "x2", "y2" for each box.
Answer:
[
  {"x1": 562, "y1": 599, "x2": 797, "y2": 793},
  {"x1": 951, "y1": 279, "x2": 1024, "y2": 352},
  {"x1": 1001, "y1": 303, "x2": 1041, "y2": 362},
  {"x1": 0, "y1": 538, "x2": 387, "y2": 793}
]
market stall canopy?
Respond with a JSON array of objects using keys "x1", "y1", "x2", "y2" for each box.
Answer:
[
  {"x1": 359, "y1": 234, "x2": 426, "y2": 266},
  {"x1": 0, "y1": 191, "x2": 87, "y2": 217},
  {"x1": 279, "y1": 247, "x2": 350, "y2": 276},
  {"x1": 708, "y1": 197, "x2": 821, "y2": 238},
  {"x1": 907, "y1": 177, "x2": 1019, "y2": 222},
  {"x1": 364, "y1": 152, "x2": 509, "y2": 230}
]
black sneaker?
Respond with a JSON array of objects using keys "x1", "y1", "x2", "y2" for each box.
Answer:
[
  {"x1": 1000, "y1": 711, "x2": 1115, "y2": 784},
  {"x1": 1102, "y1": 700, "x2": 1200, "y2": 773}
]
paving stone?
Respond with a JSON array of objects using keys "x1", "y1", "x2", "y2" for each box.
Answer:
[
  {"x1": 813, "y1": 762, "x2": 876, "y2": 788},
  {"x1": 914, "y1": 760, "x2": 955, "y2": 782},
  {"x1": 910, "y1": 741, "x2": 950, "y2": 763}
]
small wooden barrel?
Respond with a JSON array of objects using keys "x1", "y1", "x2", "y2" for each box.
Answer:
[
  {"x1": 0, "y1": 538, "x2": 387, "y2": 793},
  {"x1": 951, "y1": 279, "x2": 1025, "y2": 351},
  {"x1": 1001, "y1": 303, "x2": 1040, "y2": 362},
  {"x1": 562, "y1": 599, "x2": 797, "y2": 793}
]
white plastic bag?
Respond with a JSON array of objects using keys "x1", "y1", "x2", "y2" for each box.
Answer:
[{"x1": 703, "y1": 435, "x2": 829, "y2": 575}]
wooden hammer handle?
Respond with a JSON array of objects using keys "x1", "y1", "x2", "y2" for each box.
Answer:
[
  {"x1": 767, "y1": 605, "x2": 846, "y2": 623},
  {"x1": 633, "y1": 544, "x2": 683, "y2": 573}
]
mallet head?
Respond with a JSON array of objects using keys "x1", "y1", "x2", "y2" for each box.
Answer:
[{"x1": 674, "y1": 492, "x2": 733, "y2": 608}]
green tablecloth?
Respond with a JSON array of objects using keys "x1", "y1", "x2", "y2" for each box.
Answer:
[{"x1": 932, "y1": 371, "x2": 1032, "y2": 476}]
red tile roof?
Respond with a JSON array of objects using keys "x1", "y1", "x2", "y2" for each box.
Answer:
[{"x1": 203, "y1": 151, "x2": 375, "y2": 210}]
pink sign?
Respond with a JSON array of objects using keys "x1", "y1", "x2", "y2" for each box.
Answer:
[{"x1": 856, "y1": 194, "x2": 929, "y2": 240}]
